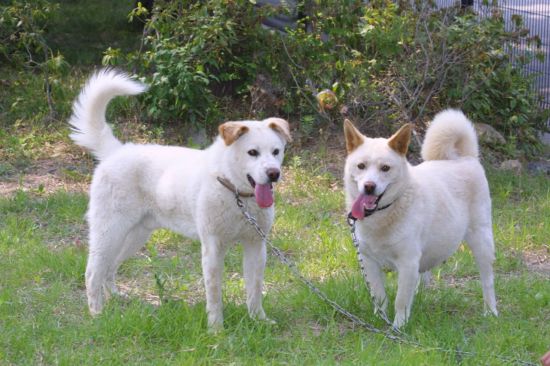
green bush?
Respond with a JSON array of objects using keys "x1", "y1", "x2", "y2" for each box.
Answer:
[
  {"x1": 277, "y1": 0, "x2": 548, "y2": 155},
  {"x1": 0, "y1": 0, "x2": 55, "y2": 65},
  {"x1": 104, "y1": 0, "x2": 547, "y2": 156},
  {"x1": 105, "y1": 0, "x2": 274, "y2": 132},
  {"x1": 436, "y1": 10, "x2": 548, "y2": 156},
  {"x1": 0, "y1": 0, "x2": 68, "y2": 122}
]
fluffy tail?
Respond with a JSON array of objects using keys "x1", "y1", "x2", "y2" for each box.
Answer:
[
  {"x1": 68, "y1": 69, "x2": 147, "y2": 161},
  {"x1": 421, "y1": 109, "x2": 479, "y2": 161}
]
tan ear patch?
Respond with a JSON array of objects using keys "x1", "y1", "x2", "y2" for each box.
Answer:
[
  {"x1": 266, "y1": 117, "x2": 292, "y2": 143},
  {"x1": 219, "y1": 122, "x2": 249, "y2": 146},
  {"x1": 388, "y1": 123, "x2": 412, "y2": 156},
  {"x1": 343, "y1": 119, "x2": 364, "y2": 154}
]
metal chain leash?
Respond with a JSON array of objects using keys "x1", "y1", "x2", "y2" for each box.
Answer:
[
  {"x1": 346, "y1": 213, "x2": 535, "y2": 366},
  {"x1": 235, "y1": 193, "x2": 409, "y2": 343},
  {"x1": 347, "y1": 214, "x2": 401, "y2": 330},
  {"x1": 233, "y1": 192, "x2": 537, "y2": 366}
]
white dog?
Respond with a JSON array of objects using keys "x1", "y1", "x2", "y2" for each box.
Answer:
[
  {"x1": 343, "y1": 110, "x2": 497, "y2": 328},
  {"x1": 69, "y1": 69, "x2": 291, "y2": 329}
]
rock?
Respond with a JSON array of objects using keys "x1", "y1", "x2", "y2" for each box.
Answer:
[
  {"x1": 474, "y1": 123, "x2": 506, "y2": 145},
  {"x1": 526, "y1": 159, "x2": 550, "y2": 175},
  {"x1": 541, "y1": 132, "x2": 550, "y2": 146},
  {"x1": 499, "y1": 159, "x2": 523, "y2": 174}
]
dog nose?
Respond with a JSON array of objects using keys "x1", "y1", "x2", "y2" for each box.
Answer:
[
  {"x1": 364, "y1": 182, "x2": 376, "y2": 195},
  {"x1": 266, "y1": 168, "x2": 280, "y2": 182}
]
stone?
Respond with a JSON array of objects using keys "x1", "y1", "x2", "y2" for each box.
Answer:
[
  {"x1": 526, "y1": 159, "x2": 550, "y2": 175},
  {"x1": 474, "y1": 123, "x2": 506, "y2": 145},
  {"x1": 499, "y1": 159, "x2": 523, "y2": 174}
]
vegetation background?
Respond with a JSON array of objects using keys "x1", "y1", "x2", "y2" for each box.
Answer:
[{"x1": 0, "y1": 0, "x2": 548, "y2": 364}]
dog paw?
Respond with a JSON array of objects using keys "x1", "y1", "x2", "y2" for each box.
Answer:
[
  {"x1": 256, "y1": 316, "x2": 277, "y2": 325},
  {"x1": 247, "y1": 306, "x2": 276, "y2": 325},
  {"x1": 483, "y1": 307, "x2": 498, "y2": 317},
  {"x1": 87, "y1": 298, "x2": 104, "y2": 317},
  {"x1": 392, "y1": 314, "x2": 407, "y2": 329},
  {"x1": 207, "y1": 321, "x2": 225, "y2": 334}
]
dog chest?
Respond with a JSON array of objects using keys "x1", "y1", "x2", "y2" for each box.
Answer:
[{"x1": 195, "y1": 194, "x2": 274, "y2": 244}]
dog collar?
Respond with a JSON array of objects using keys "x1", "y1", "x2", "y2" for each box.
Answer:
[{"x1": 217, "y1": 176, "x2": 254, "y2": 198}]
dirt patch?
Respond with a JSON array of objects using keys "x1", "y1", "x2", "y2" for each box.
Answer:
[
  {"x1": 0, "y1": 153, "x2": 94, "y2": 197},
  {"x1": 523, "y1": 248, "x2": 550, "y2": 276}
]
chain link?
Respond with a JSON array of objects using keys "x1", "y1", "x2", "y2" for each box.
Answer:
[{"x1": 234, "y1": 192, "x2": 536, "y2": 365}]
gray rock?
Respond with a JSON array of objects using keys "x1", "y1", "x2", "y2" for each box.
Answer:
[
  {"x1": 499, "y1": 159, "x2": 523, "y2": 174},
  {"x1": 474, "y1": 123, "x2": 506, "y2": 145},
  {"x1": 526, "y1": 159, "x2": 550, "y2": 175}
]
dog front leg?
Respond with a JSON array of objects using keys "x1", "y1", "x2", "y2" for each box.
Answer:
[
  {"x1": 393, "y1": 262, "x2": 420, "y2": 329},
  {"x1": 362, "y1": 255, "x2": 388, "y2": 316},
  {"x1": 243, "y1": 240, "x2": 268, "y2": 321},
  {"x1": 200, "y1": 235, "x2": 227, "y2": 330}
]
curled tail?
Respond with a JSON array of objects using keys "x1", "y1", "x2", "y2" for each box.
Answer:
[
  {"x1": 68, "y1": 69, "x2": 147, "y2": 161},
  {"x1": 421, "y1": 109, "x2": 479, "y2": 161}
]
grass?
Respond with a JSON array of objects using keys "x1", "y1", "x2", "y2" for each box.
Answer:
[{"x1": 0, "y1": 158, "x2": 548, "y2": 365}]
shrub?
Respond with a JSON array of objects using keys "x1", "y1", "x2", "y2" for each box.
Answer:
[
  {"x1": 104, "y1": 0, "x2": 274, "y2": 132},
  {"x1": 277, "y1": 0, "x2": 548, "y2": 155},
  {"x1": 105, "y1": 0, "x2": 547, "y2": 156},
  {"x1": 0, "y1": 0, "x2": 68, "y2": 122}
]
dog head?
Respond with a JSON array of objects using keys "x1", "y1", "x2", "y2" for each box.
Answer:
[
  {"x1": 343, "y1": 119, "x2": 412, "y2": 220},
  {"x1": 219, "y1": 117, "x2": 291, "y2": 208}
]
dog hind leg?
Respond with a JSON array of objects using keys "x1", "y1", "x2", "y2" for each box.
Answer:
[
  {"x1": 420, "y1": 271, "x2": 432, "y2": 288},
  {"x1": 105, "y1": 224, "x2": 153, "y2": 297},
  {"x1": 465, "y1": 227, "x2": 498, "y2": 316},
  {"x1": 85, "y1": 215, "x2": 137, "y2": 316}
]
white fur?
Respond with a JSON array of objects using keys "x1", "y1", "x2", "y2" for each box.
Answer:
[
  {"x1": 344, "y1": 109, "x2": 497, "y2": 328},
  {"x1": 421, "y1": 109, "x2": 479, "y2": 160},
  {"x1": 70, "y1": 69, "x2": 289, "y2": 329},
  {"x1": 69, "y1": 69, "x2": 147, "y2": 160}
]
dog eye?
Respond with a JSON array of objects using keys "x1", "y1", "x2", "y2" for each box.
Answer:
[
  {"x1": 273, "y1": 149, "x2": 279, "y2": 156},
  {"x1": 248, "y1": 149, "x2": 259, "y2": 157},
  {"x1": 357, "y1": 163, "x2": 365, "y2": 170},
  {"x1": 381, "y1": 165, "x2": 391, "y2": 172}
]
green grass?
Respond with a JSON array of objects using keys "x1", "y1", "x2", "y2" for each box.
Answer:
[{"x1": 1, "y1": 163, "x2": 548, "y2": 365}]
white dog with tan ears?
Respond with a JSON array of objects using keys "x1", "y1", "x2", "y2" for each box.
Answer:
[
  {"x1": 343, "y1": 110, "x2": 498, "y2": 328},
  {"x1": 69, "y1": 69, "x2": 291, "y2": 329}
]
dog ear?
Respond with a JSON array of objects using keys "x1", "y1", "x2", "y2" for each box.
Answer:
[
  {"x1": 344, "y1": 119, "x2": 364, "y2": 154},
  {"x1": 388, "y1": 123, "x2": 412, "y2": 156},
  {"x1": 219, "y1": 122, "x2": 249, "y2": 146},
  {"x1": 266, "y1": 118, "x2": 292, "y2": 143}
]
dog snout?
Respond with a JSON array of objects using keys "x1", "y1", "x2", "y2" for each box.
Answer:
[
  {"x1": 266, "y1": 168, "x2": 280, "y2": 182},
  {"x1": 364, "y1": 181, "x2": 376, "y2": 195}
]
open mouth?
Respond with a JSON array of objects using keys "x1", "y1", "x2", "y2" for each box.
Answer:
[
  {"x1": 247, "y1": 174, "x2": 257, "y2": 188},
  {"x1": 247, "y1": 174, "x2": 274, "y2": 208},
  {"x1": 350, "y1": 192, "x2": 384, "y2": 220}
]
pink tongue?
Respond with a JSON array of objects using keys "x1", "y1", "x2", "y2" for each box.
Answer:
[
  {"x1": 351, "y1": 194, "x2": 378, "y2": 220},
  {"x1": 255, "y1": 183, "x2": 274, "y2": 208}
]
